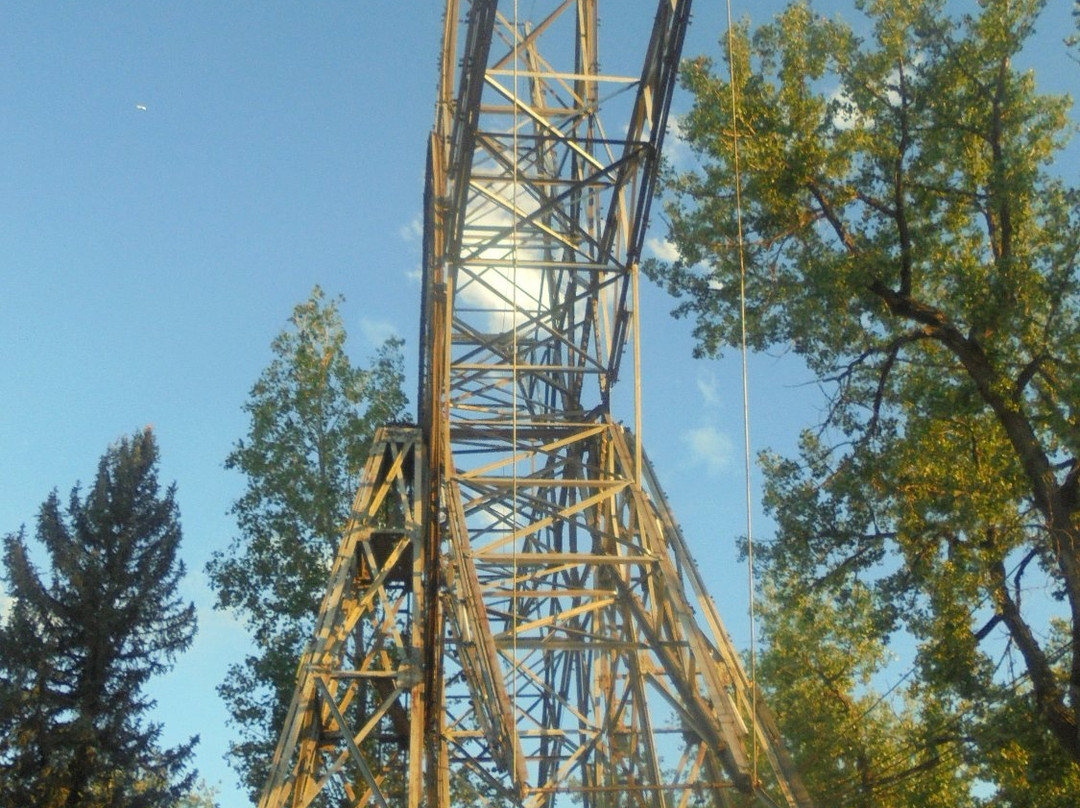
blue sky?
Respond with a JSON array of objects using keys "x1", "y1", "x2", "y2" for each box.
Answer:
[{"x1": 1, "y1": 1, "x2": 1076, "y2": 805}]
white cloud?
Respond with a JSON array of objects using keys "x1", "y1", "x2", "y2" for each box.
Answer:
[
  {"x1": 645, "y1": 236, "x2": 681, "y2": 263},
  {"x1": 828, "y1": 84, "x2": 862, "y2": 131},
  {"x1": 682, "y1": 424, "x2": 733, "y2": 475},
  {"x1": 827, "y1": 62, "x2": 916, "y2": 131},
  {"x1": 663, "y1": 116, "x2": 694, "y2": 168},
  {"x1": 454, "y1": 204, "x2": 551, "y2": 333}
]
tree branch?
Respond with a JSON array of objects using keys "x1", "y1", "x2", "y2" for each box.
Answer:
[
  {"x1": 867, "y1": 332, "x2": 934, "y2": 436},
  {"x1": 808, "y1": 184, "x2": 857, "y2": 253},
  {"x1": 988, "y1": 557, "x2": 1079, "y2": 760},
  {"x1": 868, "y1": 280, "x2": 1057, "y2": 517},
  {"x1": 1013, "y1": 354, "x2": 1046, "y2": 401},
  {"x1": 893, "y1": 57, "x2": 913, "y2": 297}
]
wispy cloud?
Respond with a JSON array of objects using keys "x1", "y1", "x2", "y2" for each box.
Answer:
[
  {"x1": 682, "y1": 424, "x2": 733, "y2": 475},
  {"x1": 399, "y1": 216, "x2": 422, "y2": 242},
  {"x1": 359, "y1": 318, "x2": 400, "y2": 347},
  {"x1": 695, "y1": 369, "x2": 721, "y2": 408}
]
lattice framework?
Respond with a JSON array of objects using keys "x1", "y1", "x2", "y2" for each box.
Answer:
[{"x1": 258, "y1": 4, "x2": 814, "y2": 808}]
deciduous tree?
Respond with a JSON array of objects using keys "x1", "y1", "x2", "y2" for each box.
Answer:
[
  {"x1": 0, "y1": 428, "x2": 198, "y2": 808},
  {"x1": 753, "y1": 580, "x2": 977, "y2": 807},
  {"x1": 206, "y1": 286, "x2": 407, "y2": 797},
  {"x1": 648, "y1": 0, "x2": 1080, "y2": 800}
]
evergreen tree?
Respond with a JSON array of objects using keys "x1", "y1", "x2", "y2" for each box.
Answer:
[
  {"x1": 206, "y1": 286, "x2": 407, "y2": 797},
  {"x1": 0, "y1": 428, "x2": 198, "y2": 808}
]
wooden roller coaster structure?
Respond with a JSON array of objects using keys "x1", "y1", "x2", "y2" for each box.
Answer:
[{"x1": 257, "y1": 2, "x2": 814, "y2": 807}]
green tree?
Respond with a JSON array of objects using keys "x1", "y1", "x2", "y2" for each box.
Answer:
[
  {"x1": 178, "y1": 780, "x2": 220, "y2": 808},
  {"x1": 753, "y1": 580, "x2": 977, "y2": 807},
  {"x1": 0, "y1": 428, "x2": 198, "y2": 808},
  {"x1": 648, "y1": 0, "x2": 1080, "y2": 800},
  {"x1": 206, "y1": 286, "x2": 407, "y2": 797}
]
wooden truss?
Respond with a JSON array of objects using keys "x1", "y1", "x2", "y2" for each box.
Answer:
[
  {"x1": 258, "y1": 2, "x2": 814, "y2": 807},
  {"x1": 256, "y1": 426, "x2": 427, "y2": 808}
]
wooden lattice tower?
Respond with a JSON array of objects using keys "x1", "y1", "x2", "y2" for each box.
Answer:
[{"x1": 257, "y1": 3, "x2": 814, "y2": 808}]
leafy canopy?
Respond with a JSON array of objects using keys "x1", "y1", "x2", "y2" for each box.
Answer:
[
  {"x1": 648, "y1": 0, "x2": 1080, "y2": 801},
  {"x1": 206, "y1": 286, "x2": 407, "y2": 797}
]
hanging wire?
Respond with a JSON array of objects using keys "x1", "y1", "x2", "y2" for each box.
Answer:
[
  {"x1": 722, "y1": 0, "x2": 759, "y2": 784},
  {"x1": 510, "y1": 0, "x2": 521, "y2": 788}
]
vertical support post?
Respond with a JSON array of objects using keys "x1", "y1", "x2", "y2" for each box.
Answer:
[
  {"x1": 407, "y1": 441, "x2": 428, "y2": 808},
  {"x1": 632, "y1": 261, "x2": 643, "y2": 487}
]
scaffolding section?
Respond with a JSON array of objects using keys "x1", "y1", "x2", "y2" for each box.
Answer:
[{"x1": 258, "y1": 3, "x2": 814, "y2": 807}]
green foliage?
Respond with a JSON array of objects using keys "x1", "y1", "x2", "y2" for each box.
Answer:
[
  {"x1": 649, "y1": 0, "x2": 1080, "y2": 802},
  {"x1": 178, "y1": 780, "x2": 220, "y2": 808},
  {"x1": 0, "y1": 428, "x2": 198, "y2": 807},
  {"x1": 755, "y1": 582, "x2": 975, "y2": 807},
  {"x1": 206, "y1": 286, "x2": 407, "y2": 798}
]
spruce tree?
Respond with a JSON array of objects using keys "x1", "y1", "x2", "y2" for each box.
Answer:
[{"x1": 0, "y1": 428, "x2": 198, "y2": 808}]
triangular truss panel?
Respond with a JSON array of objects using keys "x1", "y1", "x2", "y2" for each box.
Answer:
[
  {"x1": 259, "y1": 3, "x2": 814, "y2": 808},
  {"x1": 437, "y1": 418, "x2": 813, "y2": 808},
  {"x1": 257, "y1": 427, "x2": 427, "y2": 808}
]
